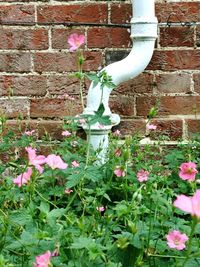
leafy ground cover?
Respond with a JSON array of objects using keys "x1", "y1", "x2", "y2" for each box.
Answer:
[{"x1": 0, "y1": 116, "x2": 200, "y2": 267}]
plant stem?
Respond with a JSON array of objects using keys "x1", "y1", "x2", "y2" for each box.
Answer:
[
  {"x1": 34, "y1": 188, "x2": 58, "y2": 209},
  {"x1": 85, "y1": 123, "x2": 91, "y2": 168},
  {"x1": 77, "y1": 50, "x2": 84, "y2": 110},
  {"x1": 182, "y1": 217, "x2": 198, "y2": 267}
]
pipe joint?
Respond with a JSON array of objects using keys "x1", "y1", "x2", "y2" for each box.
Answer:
[{"x1": 130, "y1": 17, "x2": 158, "y2": 39}]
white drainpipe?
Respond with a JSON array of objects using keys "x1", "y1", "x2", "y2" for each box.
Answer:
[{"x1": 82, "y1": 0, "x2": 158, "y2": 163}]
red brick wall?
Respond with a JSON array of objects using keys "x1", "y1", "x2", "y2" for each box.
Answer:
[{"x1": 0, "y1": 0, "x2": 200, "y2": 140}]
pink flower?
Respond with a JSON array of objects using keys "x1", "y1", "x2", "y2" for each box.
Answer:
[
  {"x1": 46, "y1": 154, "x2": 68, "y2": 170},
  {"x1": 114, "y1": 148, "x2": 122, "y2": 157},
  {"x1": 34, "y1": 251, "x2": 51, "y2": 267},
  {"x1": 62, "y1": 130, "x2": 71, "y2": 137},
  {"x1": 24, "y1": 130, "x2": 35, "y2": 136},
  {"x1": 166, "y1": 230, "x2": 188, "y2": 250},
  {"x1": 114, "y1": 167, "x2": 125, "y2": 177},
  {"x1": 58, "y1": 93, "x2": 75, "y2": 101},
  {"x1": 179, "y1": 162, "x2": 198, "y2": 182},
  {"x1": 67, "y1": 33, "x2": 85, "y2": 52},
  {"x1": 13, "y1": 167, "x2": 32, "y2": 187},
  {"x1": 79, "y1": 118, "x2": 86, "y2": 125},
  {"x1": 137, "y1": 169, "x2": 149, "y2": 183},
  {"x1": 71, "y1": 160, "x2": 79, "y2": 168},
  {"x1": 25, "y1": 147, "x2": 46, "y2": 174},
  {"x1": 146, "y1": 124, "x2": 157, "y2": 130},
  {"x1": 65, "y1": 188, "x2": 73, "y2": 194},
  {"x1": 173, "y1": 190, "x2": 200, "y2": 218},
  {"x1": 113, "y1": 130, "x2": 121, "y2": 137},
  {"x1": 96, "y1": 206, "x2": 105, "y2": 212}
]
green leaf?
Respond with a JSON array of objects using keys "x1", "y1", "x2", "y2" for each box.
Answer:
[
  {"x1": 38, "y1": 201, "x2": 50, "y2": 215},
  {"x1": 9, "y1": 209, "x2": 32, "y2": 226},
  {"x1": 66, "y1": 172, "x2": 83, "y2": 188},
  {"x1": 95, "y1": 103, "x2": 105, "y2": 117},
  {"x1": 70, "y1": 237, "x2": 94, "y2": 249},
  {"x1": 47, "y1": 208, "x2": 66, "y2": 220}
]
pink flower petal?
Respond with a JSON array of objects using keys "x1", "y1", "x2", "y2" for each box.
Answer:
[
  {"x1": 46, "y1": 154, "x2": 68, "y2": 170},
  {"x1": 174, "y1": 195, "x2": 193, "y2": 214}
]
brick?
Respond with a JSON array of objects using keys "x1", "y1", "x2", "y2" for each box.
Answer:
[
  {"x1": 110, "y1": 96, "x2": 135, "y2": 117},
  {"x1": 0, "y1": 28, "x2": 48, "y2": 50},
  {"x1": 52, "y1": 28, "x2": 85, "y2": 49},
  {"x1": 196, "y1": 26, "x2": 200, "y2": 47},
  {"x1": 0, "y1": 53, "x2": 31, "y2": 73},
  {"x1": 48, "y1": 74, "x2": 88, "y2": 96},
  {"x1": 37, "y1": 4, "x2": 108, "y2": 24},
  {"x1": 0, "y1": 75, "x2": 47, "y2": 96},
  {"x1": 147, "y1": 50, "x2": 200, "y2": 71},
  {"x1": 193, "y1": 74, "x2": 200, "y2": 94},
  {"x1": 110, "y1": 4, "x2": 131, "y2": 24},
  {"x1": 115, "y1": 73, "x2": 154, "y2": 95},
  {"x1": 187, "y1": 119, "x2": 200, "y2": 136},
  {"x1": 36, "y1": 120, "x2": 63, "y2": 140},
  {"x1": 159, "y1": 27, "x2": 194, "y2": 47},
  {"x1": 150, "y1": 119, "x2": 183, "y2": 140},
  {"x1": 3, "y1": 119, "x2": 63, "y2": 140},
  {"x1": 113, "y1": 119, "x2": 146, "y2": 137},
  {"x1": 0, "y1": 5, "x2": 35, "y2": 25},
  {"x1": 105, "y1": 50, "x2": 129, "y2": 65},
  {"x1": 155, "y1": 73, "x2": 191, "y2": 94},
  {"x1": 111, "y1": 2, "x2": 200, "y2": 24},
  {"x1": 33, "y1": 52, "x2": 102, "y2": 73},
  {"x1": 136, "y1": 96, "x2": 200, "y2": 117},
  {"x1": 87, "y1": 27, "x2": 130, "y2": 48},
  {"x1": 156, "y1": 2, "x2": 200, "y2": 23},
  {"x1": 30, "y1": 98, "x2": 82, "y2": 118},
  {"x1": 0, "y1": 97, "x2": 29, "y2": 118},
  {"x1": 0, "y1": 0, "x2": 48, "y2": 1}
]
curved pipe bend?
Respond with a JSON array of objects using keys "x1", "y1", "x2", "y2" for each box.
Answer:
[
  {"x1": 83, "y1": 0, "x2": 158, "y2": 118},
  {"x1": 84, "y1": 40, "x2": 156, "y2": 116}
]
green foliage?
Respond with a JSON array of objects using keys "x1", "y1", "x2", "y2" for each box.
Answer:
[{"x1": 0, "y1": 121, "x2": 200, "y2": 266}]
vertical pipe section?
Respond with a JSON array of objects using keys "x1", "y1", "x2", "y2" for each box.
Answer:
[{"x1": 82, "y1": 0, "x2": 158, "y2": 163}]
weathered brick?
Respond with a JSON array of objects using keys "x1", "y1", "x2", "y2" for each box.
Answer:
[
  {"x1": 111, "y1": 2, "x2": 200, "y2": 25},
  {"x1": 159, "y1": 27, "x2": 194, "y2": 47},
  {"x1": 0, "y1": 97, "x2": 29, "y2": 118},
  {"x1": 48, "y1": 75, "x2": 88, "y2": 96},
  {"x1": 110, "y1": 4, "x2": 131, "y2": 24},
  {"x1": 33, "y1": 52, "x2": 102, "y2": 73},
  {"x1": 150, "y1": 119, "x2": 183, "y2": 140},
  {"x1": 115, "y1": 73, "x2": 154, "y2": 95},
  {"x1": 52, "y1": 28, "x2": 85, "y2": 49},
  {"x1": 147, "y1": 50, "x2": 200, "y2": 71},
  {"x1": 156, "y1": 2, "x2": 200, "y2": 23},
  {"x1": 30, "y1": 98, "x2": 82, "y2": 118},
  {"x1": 110, "y1": 96, "x2": 135, "y2": 117},
  {"x1": 193, "y1": 74, "x2": 200, "y2": 94},
  {"x1": 0, "y1": 75, "x2": 47, "y2": 96},
  {"x1": 88, "y1": 27, "x2": 130, "y2": 48},
  {"x1": 37, "y1": 4, "x2": 108, "y2": 24},
  {"x1": 0, "y1": 53, "x2": 31, "y2": 72},
  {"x1": 0, "y1": 28, "x2": 48, "y2": 50},
  {"x1": 136, "y1": 96, "x2": 200, "y2": 117},
  {"x1": 155, "y1": 73, "x2": 191, "y2": 94},
  {"x1": 113, "y1": 119, "x2": 146, "y2": 137},
  {"x1": 0, "y1": 5, "x2": 35, "y2": 24},
  {"x1": 186, "y1": 119, "x2": 200, "y2": 136},
  {"x1": 196, "y1": 26, "x2": 200, "y2": 47},
  {"x1": 36, "y1": 120, "x2": 64, "y2": 140},
  {"x1": 3, "y1": 119, "x2": 63, "y2": 140},
  {"x1": 0, "y1": 0, "x2": 48, "y2": 1},
  {"x1": 105, "y1": 50, "x2": 129, "y2": 65}
]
